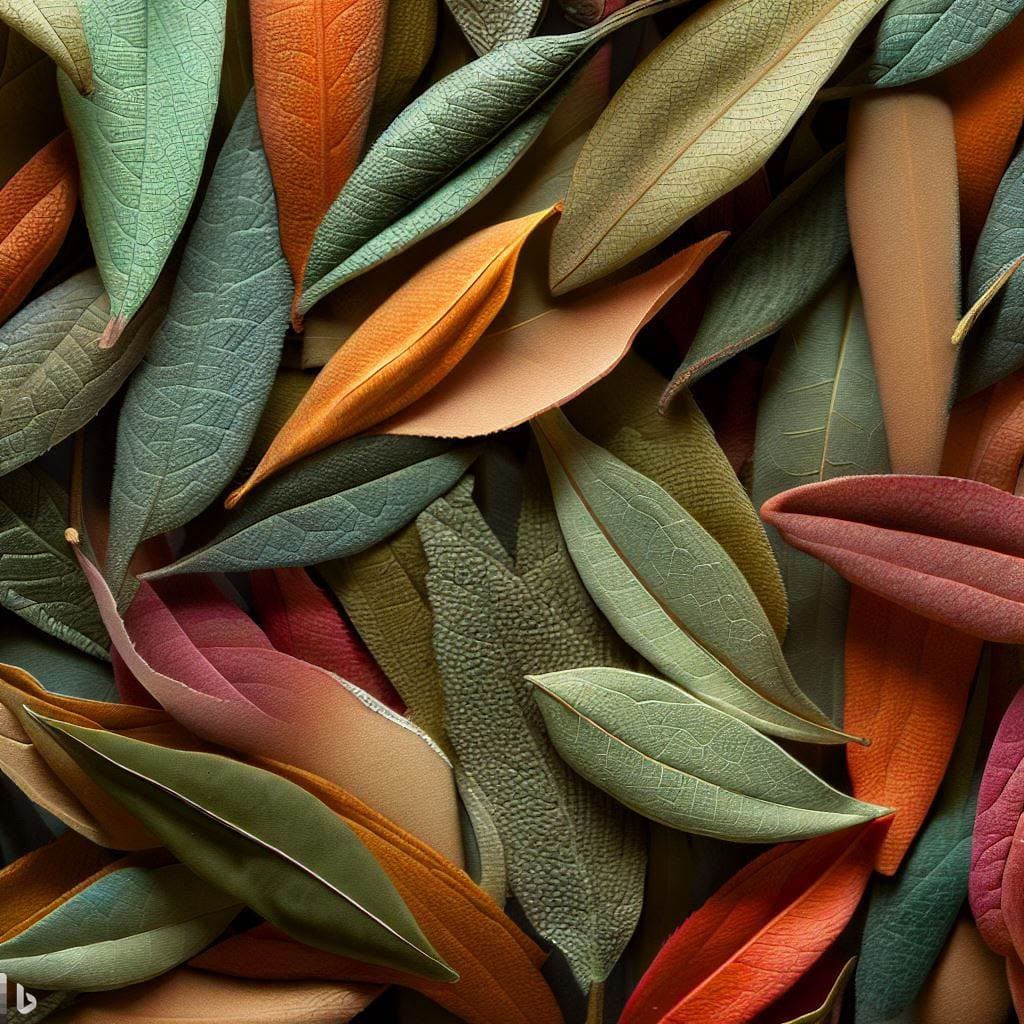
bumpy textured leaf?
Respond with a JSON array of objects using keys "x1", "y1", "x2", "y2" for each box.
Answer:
[
  {"x1": 104, "y1": 94, "x2": 290, "y2": 597},
  {"x1": 534, "y1": 409, "x2": 849, "y2": 745},
  {"x1": 868, "y1": 0, "x2": 1024, "y2": 87},
  {"x1": 420, "y1": 475, "x2": 645, "y2": 990},
  {"x1": 549, "y1": 0, "x2": 886, "y2": 294},
  {"x1": 446, "y1": 0, "x2": 545, "y2": 54},
  {"x1": 0, "y1": 1, "x2": 91, "y2": 93},
  {"x1": 665, "y1": 149, "x2": 847, "y2": 398},
  {"x1": 532, "y1": 667, "x2": 887, "y2": 841},
  {"x1": 141, "y1": 437, "x2": 475, "y2": 578},
  {"x1": 367, "y1": 0, "x2": 437, "y2": 134},
  {"x1": 58, "y1": 0, "x2": 226, "y2": 343},
  {"x1": 752, "y1": 274, "x2": 889, "y2": 720}
]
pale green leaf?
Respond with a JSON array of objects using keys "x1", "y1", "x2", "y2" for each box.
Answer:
[{"x1": 446, "y1": 0, "x2": 544, "y2": 54}]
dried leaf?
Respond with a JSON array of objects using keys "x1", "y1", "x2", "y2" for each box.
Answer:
[{"x1": 0, "y1": 0, "x2": 91, "y2": 94}]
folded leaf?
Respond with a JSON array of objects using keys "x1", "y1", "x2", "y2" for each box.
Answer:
[
  {"x1": 0, "y1": 0, "x2": 91, "y2": 94},
  {"x1": 232, "y1": 206, "x2": 555, "y2": 505},
  {"x1": 446, "y1": 0, "x2": 544, "y2": 54},
  {"x1": 619, "y1": 819, "x2": 888, "y2": 1024},
  {"x1": 549, "y1": 0, "x2": 885, "y2": 293},
  {"x1": 0, "y1": 131, "x2": 76, "y2": 324},
  {"x1": 845, "y1": 87, "x2": 960, "y2": 474},
  {"x1": 58, "y1": 0, "x2": 226, "y2": 344},
  {"x1": 664, "y1": 148, "x2": 847, "y2": 398},
  {"x1": 534, "y1": 409, "x2": 851, "y2": 745}
]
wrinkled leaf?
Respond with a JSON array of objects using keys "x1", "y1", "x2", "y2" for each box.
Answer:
[
  {"x1": 0, "y1": 0, "x2": 91, "y2": 94},
  {"x1": 446, "y1": 0, "x2": 545, "y2": 54}
]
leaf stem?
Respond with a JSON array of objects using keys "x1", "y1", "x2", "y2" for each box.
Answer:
[{"x1": 587, "y1": 981, "x2": 605, "y2": 1024}]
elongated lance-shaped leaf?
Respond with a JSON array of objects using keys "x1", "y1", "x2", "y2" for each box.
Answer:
[
  {"x1": 533, "y1": 408, "x2": 856, "y2": 745},
  {"x1": 27, "y1": 711, "x2": 456, "y2": 983},
  {"x1": 105, "y1": 93, "x2": 291, "y2": 599},
  {"x1": 58, "y1": 0, "x2": 227, "y2": 345},
  {"x1": 0, "y1": 1, "x2": 92, "y2": 94},
  {"x1": 299, "y1": 0, "x2": 687, "y2": 312}
]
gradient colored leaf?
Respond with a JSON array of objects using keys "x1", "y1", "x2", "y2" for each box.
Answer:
[{"x1": 0, "y1": 0, "x2": 91, "y2": 93}]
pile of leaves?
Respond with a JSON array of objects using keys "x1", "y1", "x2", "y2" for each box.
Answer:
[{"x1": 1, "y1": 0, "x2": 1023, "y2": 1021}]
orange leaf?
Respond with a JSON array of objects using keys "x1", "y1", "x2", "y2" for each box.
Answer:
[
  {"x1": 251, "y1": 0, "x2": 387, "y2": 323},
  {"x1": 0, "y1": 131, "x2": 77, "y2": 324},
  {"x1": 966, "y1": 369, "x2": 1024, "y2": 492},
  {"x1": 227, "y1": 205, "x2": 559, "y2": 507}
]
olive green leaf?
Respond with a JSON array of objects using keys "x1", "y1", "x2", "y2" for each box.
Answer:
[
  {"x1": 446, "y1": 0, "x2": 545, "y2": 54},
  {"x1": 105, "y1": 93, "x2": 291, "y2": 599},
  {"x1": 419, "y1": 472, "x2": 645, "y2": 990},
  {"x1": 868, "y1": 0, "x2": 1024, "y2": 88},
  {"x1": 0, "y1": 270, "x2": 166, "y2": 478},
  {"x1": 58, "y1": 0, "x2": 227, "y2": 344},
  {"x1": 28, "y1": 712, "x2": 457, "y2": 983},
  {"x1": 0, "y1": 466, "x2": 107, "y2": 660},
  {"x1": 531, "y1": 667, "x2": 887, "y2": 841},
  {"x1": 0, "y1": 1, "x2": 91, "y2": 94},
  {"x1": 0, "y1": 862, "x2": 240, "y2": 991},
  {"x1": 663, "y1": 147, "x2": 848, "y2": 401},
  {"x1": 300, "y1": 0, "x2": 686, "y2": 313},
  {"x1": 549, "y1": 0, "x2": 883, "y2": 294},
  {"x1": 751, "y1": 272, "x2": 889, "y2": 721},
  {"x1": 533, "y1": 408, "x2": 853, "y2": 745},
  {"x1": 141, "y1": 437, "x2": 475, "y2": 579}
]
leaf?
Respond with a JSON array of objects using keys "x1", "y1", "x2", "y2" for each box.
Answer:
[
  {"x1": 58, "y1": 0, "x2": 226, "y2": 345},
  {"x1": 964, "y1": 368, "x2": 1024, "y2": 491},
  {"x1": 0, "y1": 0, "x2": 91, "y2": 93},
  {"x1": 533, "y1": 409, "x2": 851, "y2": 745},
  {"x1": 104, "y1": 93, "x2": 291, "y2": 597},
  {"x1": 548, "y1": 0, "x2": 885, "y2": 294},
  {"x1": 0, "y1": 131, "x2": 77, "y2": 324},
  {"x1": 559, "y1": 0, "x2": 626, "y2": 27},
  {"x1": 619, "y1": 819, "x2": 889, "y2": 1024},
  {"x1": 251, "y1": 0, "x2": 386, "y2": 321},
  {"x1": 0, "y1": 465, "x2": 107, "y2": 659},
  {"x1": 0, "y1": 861, "x2": 240, "y2": 991},
  {"x1": 141, "y1": 437, "x2": 475, "y2": 578},
  {"x1": 381, "y1": 232, "x2": 726, "y2": 439},
  {"x1": 367, "y1": 0, "x2": 438, "y2": 135},
  {"x1": 663, "y1": 148, "x2": 848, "y2": 398},
  {"x1": 867, "y1": 0, "x2": 1024, "y2": 87},
  {"x1": 419, "y1": 474, "x2": 646, "y2": 989},
  {"x1": 232, "y1": 205, "x2": 556, "y2": 506},
  {"x1": 751, "y1": 955, "x2": 856, "y2": 1024},
  {"x1": 752, "y1": 273, "x2": 889, "y2": 721},
  {"x1": 210, "y1": 0, "x2": 253, "y2": 149},
  {"x1": 446, "y1": 0, "x2": 545, "y2": 54},
  {"x1": 300, "y1": 0, "x2": 683, "y2": 311},
  {"x1": 30, "y1": 713, "x2": 457, "y2": 982},
  {"x1": 845, "y1": 87, "x2": 960, "y2": 474},
  {"x1": 762, "y1": 474, "x2": 1024, "y2": 642}
]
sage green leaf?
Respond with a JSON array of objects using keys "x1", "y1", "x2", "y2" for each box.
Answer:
[
  {"x1": 550, "y1": 0, "x2": 883, "y2": 294},
  {"x1": 446, "y1": 0, "x2": 545, "y2": 54},
  {"x1": 0, "y1": 862, "x2": 240, "y2": 991},
  {"x1": 28, "y1": 713, "x2": 456, "y2": 983},
  {"x1": 58, "y1": 0, "x2": 227, "y2": 343},
  {"x1": 854, "y1": 666, "x2": 988, "y2": 1022},
  {"x1": 0, "y1": 270, "x2": 166, "y2": 478},
  {"x1": 533, "y1": 409, "x2": 853, "y2": 745},
  {"x1": 664, "y1": 148, "x2": 848, "y2": 400},
  {"x1": 531, "y1": 667, "x2": 887, "y2": 842},
  {"x1": 955, "y1": 145, "x2": 1024, "y2": 399},
  {"x1": 105, "y1": 93, "x2": 291, "y2": 598},
  {"x1": 0, "y1": 466, "x2": 107, "y2": 660},
  {"x1": 142, "y1": 438, "x2": 475, "y2": 579},
  {"x1": 419, "y1": 472, "x2": 645, "y2": 989},
  {"x1": 0, "y1": 0, "x2": 91, "y2": 94},
  {"x1": 300, "y1": 0, "x2": 684, "y2": 312},
  {"x1": 868, "y1": 0, "x2": 1024, "y2": 87},
  {"x1": 751, "y1": 272, "x2": 889, "y2": 722}
]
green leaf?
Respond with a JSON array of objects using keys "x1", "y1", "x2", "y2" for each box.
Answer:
[
  {"x1": 663, "y1": 147, "x2": 848, "y2": 400},
  {"x1": 0, "y1": 270, "x2": 166, "y2": 478},
  {"x1": 751, "y1": 272, "x2": 889, "y2": 721},
  {"x1": 0, "y1": 0, "x2": 92, "y2": 94},
  {"x1": 531, "y1": 667, "x2": 887, "y2": 842},
  {"x1": 549, "y1": 0, "x2": 882, "y2": 293},
  {"x1": 533, "y1": 408, "x2": 852, "y2": 745},
  {"x1": 446, "y1": 0, "x2": 545, "y2": 54},
  {"x1": 105, "y1": 93, "x2": 291, "y2": 598},
  {"x1": 300, "y1": 0, "x2": 683, "y2": 313},
  {"x1": 0, "y1": 861, "x2": 240, "y2": 991},
  {"x1": 141, "y1": 437, "x2": 476, "y2": 579},
  {"x1": 28, "y1": 712, "x2": 457, "y2": 983},
  {"x1": 0, "y1": 466, "x2": 107, "y2": 660},
  {"x1": 58, "y1": 0, "x2": 227, "y2": 343},
  {"x1": 868, "y1": 0, "x2": 1024, "y2": 87},
  {"x1": 419, "y1": 472, "x2": 645, "y2": 989}
]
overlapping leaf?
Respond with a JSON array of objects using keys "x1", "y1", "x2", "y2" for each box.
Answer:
[
  {"x1": 446, "y1": 0, "x2": 545, "y2": 54},
  {"x1": 0, "y1": 1, "x2": 91, "y2": 93}
]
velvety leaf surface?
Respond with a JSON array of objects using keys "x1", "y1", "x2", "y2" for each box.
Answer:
[
  {"x1": 0, "y1": 0, "x2": 92, "y2": 93},
  {"x1": 446, "y1": 0, "x2": 543, "y2": 54}
]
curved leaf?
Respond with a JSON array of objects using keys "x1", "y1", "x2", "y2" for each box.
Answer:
[
  {"x1": 0, "y1": 1, "x2": 91, "y2": 94},
  {"x1": 446, "y1": 0, "x2": 545, "y2": 54}
]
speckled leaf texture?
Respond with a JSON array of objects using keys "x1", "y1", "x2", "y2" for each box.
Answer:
[
  {"x1": 58, "y1": 0, "x2": 227, "y2": 344},
  {"x1": 752, "y1": 273, "x2": 889, "y2": 722},
  {"x1": 549, "y1": 0, "x2": 887, "y2": 294},
  {"x1": 105, "y1": 93, "x2": 291, "y2": 597},
  {"x1": 0, "y1": 0, "x2": 92, "y2": 94},
  {"x1": 446, "y1": 0, "x2": 545, "y2": 54},
  {"x1": 420, "y1": 475, "x2": 646, "y2": 991}
]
